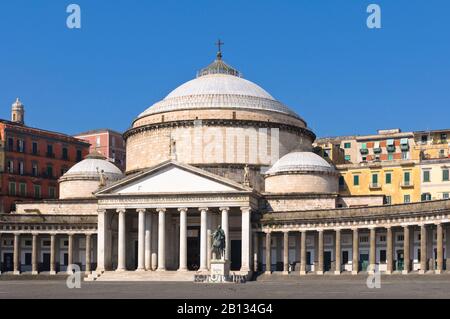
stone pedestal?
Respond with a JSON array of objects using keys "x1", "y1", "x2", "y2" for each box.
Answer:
[{"x1": 209, "y1": 259, "x2": 230, "y2": 283}]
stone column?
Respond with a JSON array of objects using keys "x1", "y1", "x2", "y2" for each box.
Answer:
[
  {"x1": 137, "y1": 209, "x2": 146, "y2": 271},
  {"x1": 67, "y1": 234, "x2": 74, "y2": 274},
  {"x1": 220, "y1": 207, "x2": 230, "y2": 261},
  {"x1": 50, "y1": 234, "x2": 56, "y2": 275},
  {"x1": 0, "y1": 233, "x2": 2, "y2": 275},
  {"x1": 207, "y1": 213, "x2": 212, "y2": 270},
  {"x1": 32, "y1": 233, "x2": 39, "y2": 275},
  {"x1": 178, "y1": 208, "x2": 188, "y2": 271},
  {"x1": 265, "y1": 232, "x2": 271, "y2": 274},
  {"x1": 317, "y1": 230, "x2": 324, "y2": 275},
  {"x1": 300, "y1": 231, "x2": 307, "y2": 275},
  {"x1": 420, "y1": 224, "x2": 427, "y2": 274},
  {"x1": 85, "y1": 234, "x2": 92, "y2": 273},
  {"x1": 144, "y1": 211, "x2": 152, "y2": 271},
  {"x1": 369, "y1": 228, "x2": 376, "y2": 274},
  {"x1": 436, "y1": 223, "x2": 444, "y2": 274},
  {"x1": 96, "y1": 209, "x2": 109, "y2": 272},
  {"x1": 151, "y1": 213, "x2": 158, "y2": 270},
  {"x1": 446, "y1": 226, "x2": 450, "y2": 271},
  {"x1": 403, "y1": 225, "x2": 410, "y2": 274},
  {"x1": 352, "y1": 229, "x2": 359, "y2": 275},
  {"x1": 253, "y1": 232, "x2": 259, "y2": 272},
  {"x1": 283, "y1": 231, "x2": 289, "y2": 275},
  {"x1": 157, "y1": 208, "x2": 167, "y2": 271},
  {"x1": 199, "y1": 208, "x2": 208, "y2": 272},
  {"x1": 335, "y1": 229, "x2": 341, "y2": 275},
  {"x1": 241, "y1": 207, "x2": 252, "y2": 272},
  {"x1": 386, "y1": 227, "x2": 393, "y2": 274},
  {"x1": 13, "y1": 233, "x2": 20, "y2": 275},
  {"x1": 117, "y1": 208, "x2": 127, "y2": 271}
]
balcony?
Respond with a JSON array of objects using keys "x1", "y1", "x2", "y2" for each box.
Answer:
[
  {"x1": 373, "y1": 148, "x2": 382, "y2": 154},
  {"x1": 400, "y1": 144, "x2": 409, "y2": 151},
  {"x1": 369, "y1": 183, "x2": 382, "y2": 190},
  {"x1": 360, "y1": 148, "x2": 369, "y2": 155},
  {"x1": 401, "y1": 181, "x2": 414, "y2": 188},
  {"x1": 387, "y1": 145, "x2": 396, "y2": 153}
]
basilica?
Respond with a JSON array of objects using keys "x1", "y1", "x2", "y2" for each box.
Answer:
[{"x1": 1, "y1": 50, "x2": 449, "y2": 281}]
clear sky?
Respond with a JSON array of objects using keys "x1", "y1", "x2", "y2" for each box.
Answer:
[{"x1": 0, "y1": 1, "x2": 449, "y2": 138}]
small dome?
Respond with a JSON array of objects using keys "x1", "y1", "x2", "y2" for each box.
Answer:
[
  {"x1": 64, "y1": 151, "x2": 123, "y2": 180},
  {"x1": 266, "y1": 152, "x2": 336, "y2": 175}
]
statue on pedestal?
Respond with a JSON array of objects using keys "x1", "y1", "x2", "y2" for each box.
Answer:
[{"x1": 211, "y1": 225, "x2": 226, "y2": 260}]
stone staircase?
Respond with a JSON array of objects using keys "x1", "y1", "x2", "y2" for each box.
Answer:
[{"x1": 85, "y1": 270, "x2": 196, "y2": 282}]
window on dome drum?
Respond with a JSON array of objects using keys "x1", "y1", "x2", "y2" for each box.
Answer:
[
  {"x1": 353, "y1": 175, "x2": 360, "y2": 186},
  {"x1": 443, "y1": 169, "x2": 449, "y2": 181},
  {"x1": 385, "y1": 172, "x2": 392, "y2": 184},
  {"x1": 232, "y1": 112, "x2": 236, "y2": 119},
  {"x1": 404, "y1": 195, "x2": 411, "y2": 204},
  {"x1": 423, "y1": 170, "x2": 430, "y2": 183}
]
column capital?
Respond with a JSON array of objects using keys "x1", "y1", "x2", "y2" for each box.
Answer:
[
  {"x1": 334, "y1": 228, "x2": 341, "y2": 233},
  {"x1": 116, "y1": 208, "x2": 126, "y2": 214},
  {"x1": 198, "y1": 207, "x2": 209, "y2": 213},
  {"x1": 31, "y1": 232, "x2": 39, "y2": 237},
  {"x1": 97, "y1": 208, "x2": 107, "y2": 214},
  {"x1": 219, "y1": 207, "x2": 230, "y2": 212},
  {"x1": 85, "y1": 233, "x2": 92, "y2": 238},
  {"x1": 156, "y1": 208, "x2": 167, "y2": 214},
  {"x1": 136, "y1": 208, "x2": 147, "y2": 214},
  {"x1": 178, "y1": 207, "x2": 188, "y2": 213},
  {"x1": 240, "y1": 206, "x2": 251, "y2": 213}
]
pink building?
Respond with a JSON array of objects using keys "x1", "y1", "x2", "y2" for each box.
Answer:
[{"x1": 74, "y1": 129, "x2": 126, "y2": 171}]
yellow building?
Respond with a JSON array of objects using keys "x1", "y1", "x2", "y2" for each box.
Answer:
[
  {"x1": 413, "y1": 129, "x2": 450, "y2": 160},
  {"x1": 337, "y1": 160, "x2": 421, "y2": 205},
  {"x1": 419, "y1": 158, "x2": 450, "y2": 201}
]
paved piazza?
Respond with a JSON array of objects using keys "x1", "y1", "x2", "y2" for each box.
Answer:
[{"x1": 1, "y1": 275, "x2": 450, "y2": 299}]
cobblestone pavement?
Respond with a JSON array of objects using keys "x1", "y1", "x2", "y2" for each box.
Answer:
[{"x1": 1, "y1": 274, "x2": 450, "y2": 299}]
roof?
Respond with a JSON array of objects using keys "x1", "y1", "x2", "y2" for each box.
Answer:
[
  {"x1": 266, "y1": 152, "x2": 337, "y2": 175},
  {"x1": 62, "y1": 151, "x2": 123, "y2": 179},
  {"x1": 74, "y1": 128, "x2": 123, "y2": 137}
]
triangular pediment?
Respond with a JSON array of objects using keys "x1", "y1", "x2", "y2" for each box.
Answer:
[{"x1": 96, "y1": 161, "x2": 250, "y2": 195}]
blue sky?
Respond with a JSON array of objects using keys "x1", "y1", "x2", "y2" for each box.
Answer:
[{"x1": 0, "y1": 1, "x2": 449, "y2": 137}]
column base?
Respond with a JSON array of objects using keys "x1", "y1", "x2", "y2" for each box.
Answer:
[
  {"x1": 299, "y1": 271, "x2": 306, "y2": 275},
  {"x1": 50, "y1": 271, "x2": 57, "y2": 275},
  {"x1": 334, "y1": 271, "x2": 341, "y2": 275},
  {"x1": 264, "y1": 271, "x2": 272, "y2": 275},
  {"x1": 282, "y1": 271, "x2": 289, "y2": 275},
  {"x1": 156, "y1": 267, "x2": 167, "y2": 272},
  {"x1": 385, "y1": 270, "x2": 392, "y2": 275},
  {"x1": 32, "y1": 271, "x2": 39, "y2": 275},
  {"x1": 177, "y1": 268, "x2": 188, "y2": 272},
  {"x1": 136, "y1": 268, "x2": 146, "y2": 272},
  {"x1": 13, "y1": 271, "x2": 21, "y2": 275},
  {"x1": 402, "y1": 270, "x2": 409, "y2": 275},
  {"x1": 368, "y1": 271, "x2": 375, "y2": 275},
  {"x1": 419, "y1": 269, "x2": 426, "y2": 274},
  {"x1": 351, "y1": 271, "x2": 358, "y2": 275},
  {"x1": 435, "y1": 270, "x2": 442, "y2": 275},
  {"x1": 316, "y1": 271, "x2": 324, "y2": 275},
  {"x1": 115, "y1": 268, "x2": 127, "y2": 272}
]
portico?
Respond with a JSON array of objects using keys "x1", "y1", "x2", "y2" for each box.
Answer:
[{"x1": 94, "y1": 161, "x2": 259, "y2": 277}]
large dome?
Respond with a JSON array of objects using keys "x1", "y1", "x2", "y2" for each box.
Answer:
[{"x1": 137, "y1": 54, "x2": 301, "y2": 119}]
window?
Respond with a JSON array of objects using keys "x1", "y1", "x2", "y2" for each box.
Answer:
[
  {"x1": 8, "y1": 182, "x2": 16, "y2": 196},
  {"x1": 404, "y1": 171, "x2": 411, "y2": 185},
  {"x1": 32, "y1": 141, "x2": 38, "y2": 155},
  {"x1": 111, "y1": 137, "x2": 116, "y2": 148},
  {"x1": 443, "y1": 193, "x2": 449, "y2": 200},
  {"x1": 353, "y1": 175, "x2": 360, "y2": 186},
  {"x1": 344, "y1": 142, "x2": 351, "y2": 149},
  {"x1": 96, "y1": 137, "x2": 101, "y2": 147},
  {"x1": 397, "y1": 235, "x2": 404, "y2": 242},
  {"x1": 47, "y1": 145, "x2": 54, "y2": 157},
  {"x1": 423, "y1": 170, "x2": 431, "y2": 183},
  {"x1": 388, "y1": 154, "x2": 394, "y2": 161},
  {"x1": 8, "y1": 137, "x2": 14, "y2": 151},
  {"x1": 362, "y1": 156, "x2": 367, "y2": 162},
  {"x1": 17, "y1": 139, "x2": 25, "y2": 153},
  {"x1": 384, "y1": 196, "x2": 392, "y2": 205},
  {"x1": 46, "y1": 165, "x2": 53, "y2": 178},
  {"x1": 48, "y1": 186, "x2": 56, "y2": 199},
  {"x1": 62, "y1": 147, "x2": 68, "y2": 160},
  {"x1": 421, "y1": 193, "x2": 431, "y2": 201},
  {"x1": 19, "y1": 161, "x2": 24, "y2": 175},
  {"x1": 360, "y1": 236, "x2": 369, "y2": 243},
  {"x1": 19, "y1": 183, "x2": 26, "y2": 197},
  {"x1": 379, "y1": 235, "x2": 386, "y2": 242},
  {"x1": 344, "y1": 155, "x2": 351, "y2": 161},
  {"x1": 7, "y1": 160, "x2": 14, "y2": 173},
  {"x1": 421, "y1": 135, "x2": 428, "y2": 144},
  {"x1": 404, "y1": 195, "x2": 411, "y2": 203},
  {"x1": 372, "y1": 173, "x2": 378, "y2": 185},
  {"x1": 441, "y1": 133, "x2": 448, "y2": 142},
  {"x1": 443, "y1": 169, "x2": 449, "y2": 182},
  {"x1": 32, "y1": 163, "x2": 38, "y2": 177},
  {"x1": 387, "y1": 139, "x2": 395, "y2": 152},
  {"x1": 34, "y1": 185, "x2": 41, "y2": 199},
  {"x1": 76, "y1": 150, "x2": 82, "y2": 162},
  {"x1": 43, "y1": 240, "x2": 51, "y2": 247},
  {"x1": 339, "y1": 176, "x2": 345, "y2": 187},
  {"x1": 385, "y1": 172, "x2": 392, "y2": 184},
  {"x1": 323, "y1": 149, "x2": 330, "y2": 158},
  {"x1": 440, "y1": 149, "x2": 446, "y2": 158},
  {"x1": 25, "y1": 253, "x2": 32, "y2": 266},
  {"x1": 402, "y1": 152, "x2": 409, "y2": 160}
]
